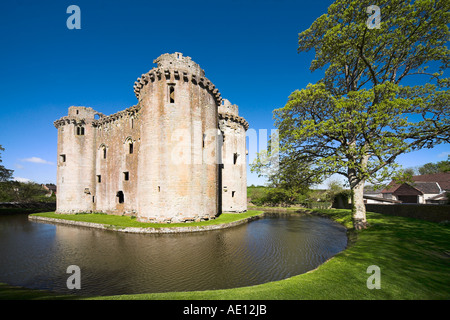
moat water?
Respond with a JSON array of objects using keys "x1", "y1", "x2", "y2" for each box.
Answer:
[{"x1": 0, "y1": 213, "x2": 347, "y2": 296}]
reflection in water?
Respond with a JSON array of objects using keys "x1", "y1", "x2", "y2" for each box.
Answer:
[{"x1": 0, "y1": 213, "x2": 347, "y2": 296}]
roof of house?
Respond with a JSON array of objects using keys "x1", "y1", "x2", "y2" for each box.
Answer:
[
  {"x1": 363, "y1": 195, "x2": 402, "y2": 203},
  {"x1": 382, "y1": 173, "x2": 450, "y2": 195},
  {"x1": 412, "y1": 173, "x2": 450, "y2": 191},
  {"x1": 427, "y1": 193, "x2": 448, "y2": 201},
  {"x1": 413, "y1": 182, "x2": 441, "y2": 194},
  {"x1": 363, "y1": 185, "x2": 383, "y2": 195},
  {"x1": 381, "y1": 182, "x2": 423, "y2": 195}
]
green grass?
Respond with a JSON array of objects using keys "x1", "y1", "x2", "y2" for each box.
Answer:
[
  {"x1": 30, "y1": 210, "x2": 264, "y2": 229},
  {"x1": 3, "y1": 209, "x2": 450, "y2": 300}
]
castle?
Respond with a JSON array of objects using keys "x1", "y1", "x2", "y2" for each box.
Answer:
[{"x1": 54, "y1": 53, "x2": 248, "y2": 223}]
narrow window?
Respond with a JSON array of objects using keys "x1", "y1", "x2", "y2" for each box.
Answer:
[
  {"x1": 232, "y1": 191, "x2": 236, "y2": 198},
  {"x1": 60, "y1": 154, "x2": 66, "y2": 163},
  {"x1": 117, "y1": 191, "x2": 124, "y2": 204},
  {"x1": 202, "y1": 134, "x2": 206, "y2": 148},
  {"x1": 158, "y1": 186, "x2": 161, "y2": 192},
  {"x1": 97, "y1": 175, "x2": 101, "y2": 183},
  {"x1": 169, "y1": 85, "x2": 175, "y2": 103},
  {"x1": 76, "y1": 110, "x2": 79, "y2": 115},
  {"x1": 131, "y1": 118, "x2": 134, "y2": 129},
  {"x1": 233, "y1": 153, "x2": 238, "y2": 165},
  {"x1": 92, "y1": 196, "x2": 95, "y2": 203},
  {"x1": 103, "y1": 148, "x2": 107, "y2": 159},
  {"x1": 129, "y1": 142, "x2": 134, "y2": 154},
  {"x1": 76, "y1": 126, "x2": 85, "y2": 135},
  {"x1": 124, "y1": 171, "x2": 129, "y2": 181}
]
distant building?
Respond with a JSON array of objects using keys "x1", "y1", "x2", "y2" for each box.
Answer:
[
  {"x1": 375, "y1": 173, "x2": 450, "y2": 204},
  {"x1": 41, "y1": 184, "x2": 57, "y2": 197}
]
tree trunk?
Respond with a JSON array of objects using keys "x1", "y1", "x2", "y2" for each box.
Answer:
[
  {"x1": 348, "y1": 152, "x2": 369, "y2": 230},
  {"x1": 350, "y1": 179, "x2": 367, "y2": 230}
]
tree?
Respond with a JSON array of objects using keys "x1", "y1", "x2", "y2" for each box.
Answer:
[
  {"x1": 418, "y1": 157, "x2": 450, "y2": 174},
  {"x1": 254, "y1": 0, "x2": 449, "y2": 229},
  {"x1": 0, "y1": 181, "x2": 47, "y2": 203},
  {"x1": 0, "y1": 145, "x2": 14, "y2": 182}
]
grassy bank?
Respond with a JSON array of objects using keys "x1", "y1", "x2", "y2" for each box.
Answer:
[
  {"x1": 30, "y1": 210, "x2": 264, "y2": 229},
  {"x1": 2, "y1": 209, "x2": 449, "y2": 299}
]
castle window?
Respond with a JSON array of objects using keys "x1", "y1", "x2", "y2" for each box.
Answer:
[
  {"x1": 123, "y1": 172, "x2": 129, "y2": 181},
  {"x1": 168, "y1": 85, "x2": 175, "y2": 103},
  {"x1": 76, "y1": 126, "x2": 85, "y2": 135},
  {"x1": 232, "y1": 191, "x2": 236, "y2": 198},
  {"x1": 129, "y1": 142, "x2": 134, "y2": 154},
  {"x1": 97, "y1": 175, "x2": 101, "y2": 183},
  {"x1": 60, "y1": 154, "x2": 66, "y2": 163},
  {"x1": 233, "y1": 153, "x2": 239, "y2": 165},
  {"x1": 117, "y1": 191, "x2": 124, "y2": 204},
  {"x1": 103, "y1": 148, "x2": 107, "y2": 159}
]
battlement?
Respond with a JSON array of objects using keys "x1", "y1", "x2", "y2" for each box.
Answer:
[
  {"x1": 133, "y1": 53, "x2": 222, "y2": 106},
  {"x1": 153, "y1": 52, "x2": 205, "y2": 77},
  {"x1": 54, "y1": 106, "x2": 105, "y2": 128},
  {"x1": 219, "y1": 99, "x2": 239, "y2": 116},
  {"x1": 218, "y1": 112, "x2": 249, "y2": 131},
  {"x1": 218, "y1": 99, "x2": 248, "y2": 130},
  {"x1": 92, "y1": 105, "x2": 140, "y2": 127}
]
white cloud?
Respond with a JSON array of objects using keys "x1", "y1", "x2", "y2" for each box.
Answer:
[
  {"x1": 437, "y1": 151, "x2": 450, "y2": 158},
  {"x1": 14, "y1": 177, "x2": 34, "y2": 183},
  {"x1": 21, "y1": 157, "x2": 54, "y2": 165},
  {"x1": 14, "y1": 163, "x2": 24, "y2": 169}
]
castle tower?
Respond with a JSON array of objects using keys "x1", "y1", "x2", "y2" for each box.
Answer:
[
  {"x1": 218, "y1": 99, "x2": 249, "y2": 212},
  {"x1": 54, "y1": 107, "x2": 97, "y2": 213},
  {"x1": 134, "y1": 52, "x2": 222, "y2": 222}
]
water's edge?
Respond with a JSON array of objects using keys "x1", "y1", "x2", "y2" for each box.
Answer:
[{"x1": 28, "y1": 213, "x2": 266, "y2": 234}]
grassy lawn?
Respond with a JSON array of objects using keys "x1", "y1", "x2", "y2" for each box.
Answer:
[
  {"x1": 30, "y1": 210, "x2": 264, "y2": 229},
  {"x1": 2, "y1": 208, "x2": 449, "y2": 300}
]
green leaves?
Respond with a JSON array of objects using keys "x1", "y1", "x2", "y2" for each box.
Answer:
[{"x1": 299, "y1": 0, "x2": 449, "y2": 94}]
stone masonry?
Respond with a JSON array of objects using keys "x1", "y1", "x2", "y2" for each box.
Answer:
[{"x1": 54, "y1": 53, "x2": 249, "y2": 223}]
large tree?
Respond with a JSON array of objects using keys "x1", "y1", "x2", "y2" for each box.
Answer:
[{"x1": 253, "y1": 0, "x2": 449, "y2": 229}]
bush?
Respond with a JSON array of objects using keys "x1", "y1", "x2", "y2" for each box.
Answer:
[
  {"x1": 0, "y1": 181, "x2": 47, "y2": 203},
  {"x1": 248, "y1": 186, "x2": 312, "y2": 207}
]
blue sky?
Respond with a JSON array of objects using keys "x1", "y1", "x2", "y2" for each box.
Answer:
[{"x1": 0, "y1": 0, "x2": 448, "y2": 187}]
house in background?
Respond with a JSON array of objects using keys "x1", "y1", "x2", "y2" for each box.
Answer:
[
  {"x1": 364, "y1": 173, "x2": 450, "y2": 204},
  {"x1": 41, "y1": 184, "x2": 57, "y2": 197},
  {"x1": 363, "y1": 185, "x2": 402, "y2": 204}
]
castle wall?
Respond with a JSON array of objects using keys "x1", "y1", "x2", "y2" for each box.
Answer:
[{"x1": 93, "y1": 107, "x2": 140, "y2": 216}]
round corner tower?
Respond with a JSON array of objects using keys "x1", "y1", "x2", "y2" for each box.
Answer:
[
  {"x1": 134, "y1": 52, "x2": 222, "y2": 222},
  {"x1": 54, "y1": 106, "x2": 97, "y2": 214},
  {"x1": 218, "y1": 99, "x2": 249, "y2": 212}
]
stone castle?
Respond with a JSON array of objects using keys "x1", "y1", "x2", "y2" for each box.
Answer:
[{"x1": 54, "y1": 53, "x2": 249, "y2": 223}]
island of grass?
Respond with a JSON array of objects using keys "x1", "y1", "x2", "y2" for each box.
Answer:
[
  {"x1": 3, "y1": 208, "x2": 449, "y2": 300},
  {"x1": 29, "y1": 210, "x2": 266, "y2": 233}
]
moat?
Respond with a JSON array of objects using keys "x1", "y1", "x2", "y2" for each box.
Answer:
[{"x1": 0, "y1": 213, "x2": 347, "y2": 296}]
